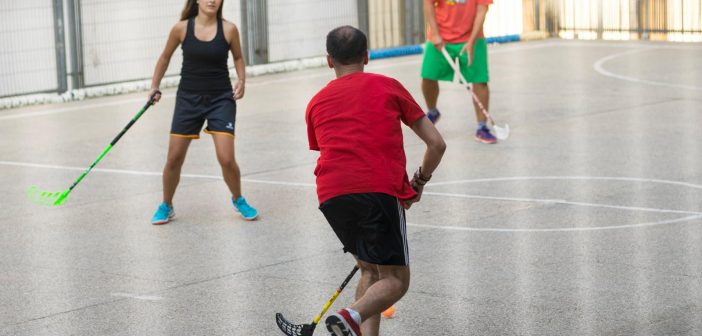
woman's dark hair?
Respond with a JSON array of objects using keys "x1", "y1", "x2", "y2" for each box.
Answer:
[
  {"x1": 326, "y1": 26, "x2": 368, "y2": 65},
  {"x1": 180, "y1": 0, "x2": 224, "y2": 20}
]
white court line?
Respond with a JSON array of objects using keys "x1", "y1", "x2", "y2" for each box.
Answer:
[
  {"x1": 110, "y1": 293, "x2": 163, "y2": 301},
  {"x1": 593, "y1": 48, "x2": 702, "y2": 90},
  {"x1": 241, "y1": 178, "x2": 315, "y2": 188},
  {"x1": 406, "y1": 214, "x2": 702, "y2": 233},
  {"x1": 0, "y1": 160, "x2": 316, "y2": 188},
  {"x1": 553, "y1": 41, "x2": 702, "y2": 50},
  {"x1": 429, "y1": 175, "x2": 702, "y2": 190},
  {"x1": 422, "y1": 191, "x2": 702, "y2": 216},
  {"x1": 0, "y1": 94, "x2": 176, "y2": 121},
  {"x1": 2, "y1": 160, "x2": 700, "y2": 216}
]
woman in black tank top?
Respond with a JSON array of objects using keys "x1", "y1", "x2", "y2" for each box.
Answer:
[{"x1": 146, "y1": 0, "x2": 258, "y2": 224}]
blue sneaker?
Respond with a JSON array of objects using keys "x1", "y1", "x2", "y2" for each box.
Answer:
[
  {"x1": 475, "y1": 125, "x2": 497, "y2": 144},
  {"x1": 427, "y1": 109, "x2": 441, "y2": 124},
  {"x1": 232, "y1": 196, "x2": 258, "y2": 220},
  {"x1": 151, "y1": 202, "x2": 174, "y2": 225}
]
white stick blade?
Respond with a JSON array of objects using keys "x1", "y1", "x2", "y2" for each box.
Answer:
[{"x1": 494, "y1": 124, "x2": 510, "y2": 140}]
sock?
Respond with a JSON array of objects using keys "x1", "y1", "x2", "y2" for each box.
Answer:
[
  {"x1": 345, "y1": 308, "x2": 362, "y2": 326},
  {"x1": 478, "y1": 122, "x2": 487, "y2": 130},
  {"x1": 428, "y1": 108, "x2": 439, "y2": 114}
]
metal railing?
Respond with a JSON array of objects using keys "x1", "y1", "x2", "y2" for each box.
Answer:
[
  {"x1": 365, "y1": 0, "x2": 424, "y2": 49},
  {"x1": 555, "y1": 0, "x2": 702, "y2": 41}
]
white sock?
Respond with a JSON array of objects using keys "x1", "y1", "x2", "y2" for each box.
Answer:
[{"x1": 345, "y1": 308, "x2": 362, "y2": 325}]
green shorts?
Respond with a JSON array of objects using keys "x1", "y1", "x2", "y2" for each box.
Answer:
[{"x1": 421, "y1": 39, "x2": 489, "y2": 83}]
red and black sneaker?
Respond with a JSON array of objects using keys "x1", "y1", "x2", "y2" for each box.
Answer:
[{"x1": 325, "y1": 309, "x2": 362, "y2": 336}]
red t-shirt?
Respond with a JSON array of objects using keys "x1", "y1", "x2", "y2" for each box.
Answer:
[
  {"x1": 426, "y1": 0, "x2": 493, "y2": 43},
  {"x1": 306, "y1": 72, "x2": 426, "y2": 204}
]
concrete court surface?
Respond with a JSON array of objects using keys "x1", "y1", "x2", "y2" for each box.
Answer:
[{"x1": 0, "y1": 39, "x2": 701, "y2": 335}]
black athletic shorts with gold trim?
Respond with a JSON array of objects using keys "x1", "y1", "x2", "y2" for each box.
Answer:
[
  {"x1": 319, "y1": 192, "x2": 409, "y2": 266},
  {"x1": 171, "y1": 90, "x2": 236, "y2": 139}
]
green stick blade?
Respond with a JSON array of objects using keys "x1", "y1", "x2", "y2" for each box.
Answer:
[
  {"x1": 27, "y1": 186, "x2": 69, "y2": 206},
  {"x1": 53, "y1": 191, "x2": 70, "y2": 206}
]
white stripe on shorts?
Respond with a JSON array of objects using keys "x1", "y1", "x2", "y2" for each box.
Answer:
[{"x1": 397, "y1": 199, "x2": 409, "y2": 265}]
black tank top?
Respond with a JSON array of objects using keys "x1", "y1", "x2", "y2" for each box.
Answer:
[{"x1": 179, "y1": 18, "x2": 232, "y2": 93}]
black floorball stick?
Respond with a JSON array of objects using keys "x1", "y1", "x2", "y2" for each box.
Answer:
[{"x1": 276, "y1": 265, "x2": 359, "y2": 336}]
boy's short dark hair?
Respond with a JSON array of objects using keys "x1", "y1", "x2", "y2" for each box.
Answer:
[{"x1": 326, "y1": 26, "x2": 368, "y2": 65}]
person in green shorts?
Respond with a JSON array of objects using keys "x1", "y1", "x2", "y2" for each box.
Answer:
[{"x1": 422, "y1": 0, "x2": 497, "y2": 144}]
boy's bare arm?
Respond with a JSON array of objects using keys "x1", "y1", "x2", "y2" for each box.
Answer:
[{"x1": 405, "y1": 116, "x2": 446, "y2": 208}]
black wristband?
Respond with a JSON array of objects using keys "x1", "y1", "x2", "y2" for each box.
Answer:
[
  {"x1": 417, "y1": 167, "x2": 431, "y2": 182},
  {"x1": 414, "y1": 167, "x2": 431, "y2": 185}
]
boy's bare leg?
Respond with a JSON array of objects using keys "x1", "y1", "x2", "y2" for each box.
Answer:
[
  {"x1": 350, "y1": 259, "x2": 410, "y2": 336},
  {"x1": 471, "y1": 83, "x2": 490, "y2": 124},
  {"x1": 422, "y1": 78, "x2": 440, "y2": 110}
]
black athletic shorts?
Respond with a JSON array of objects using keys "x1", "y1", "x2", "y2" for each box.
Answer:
[
  {"x1": 171, "y1": 90, "x2": 236, "y2": 139},
  {"x1": 319, "y1": 193, "x2": 409, "y2": 266}
]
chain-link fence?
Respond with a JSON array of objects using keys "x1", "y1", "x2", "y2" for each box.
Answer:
[
  {"x1": 268, "y1": 0, "x2": 358, "y2": 62},
  {"x1": 2, "y1": 0, "x2": 701, "y2": 99},
  {"x1": 1, "y1": 0, "x2": 242, "y2": 98},
  {"x1": 0, "y1": 1, "x2": 59, "y2": 97}
]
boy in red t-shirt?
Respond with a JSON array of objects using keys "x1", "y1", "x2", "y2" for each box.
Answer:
[{"x1": 306, "y1": 26, "x2": 446, "y2": 336}]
